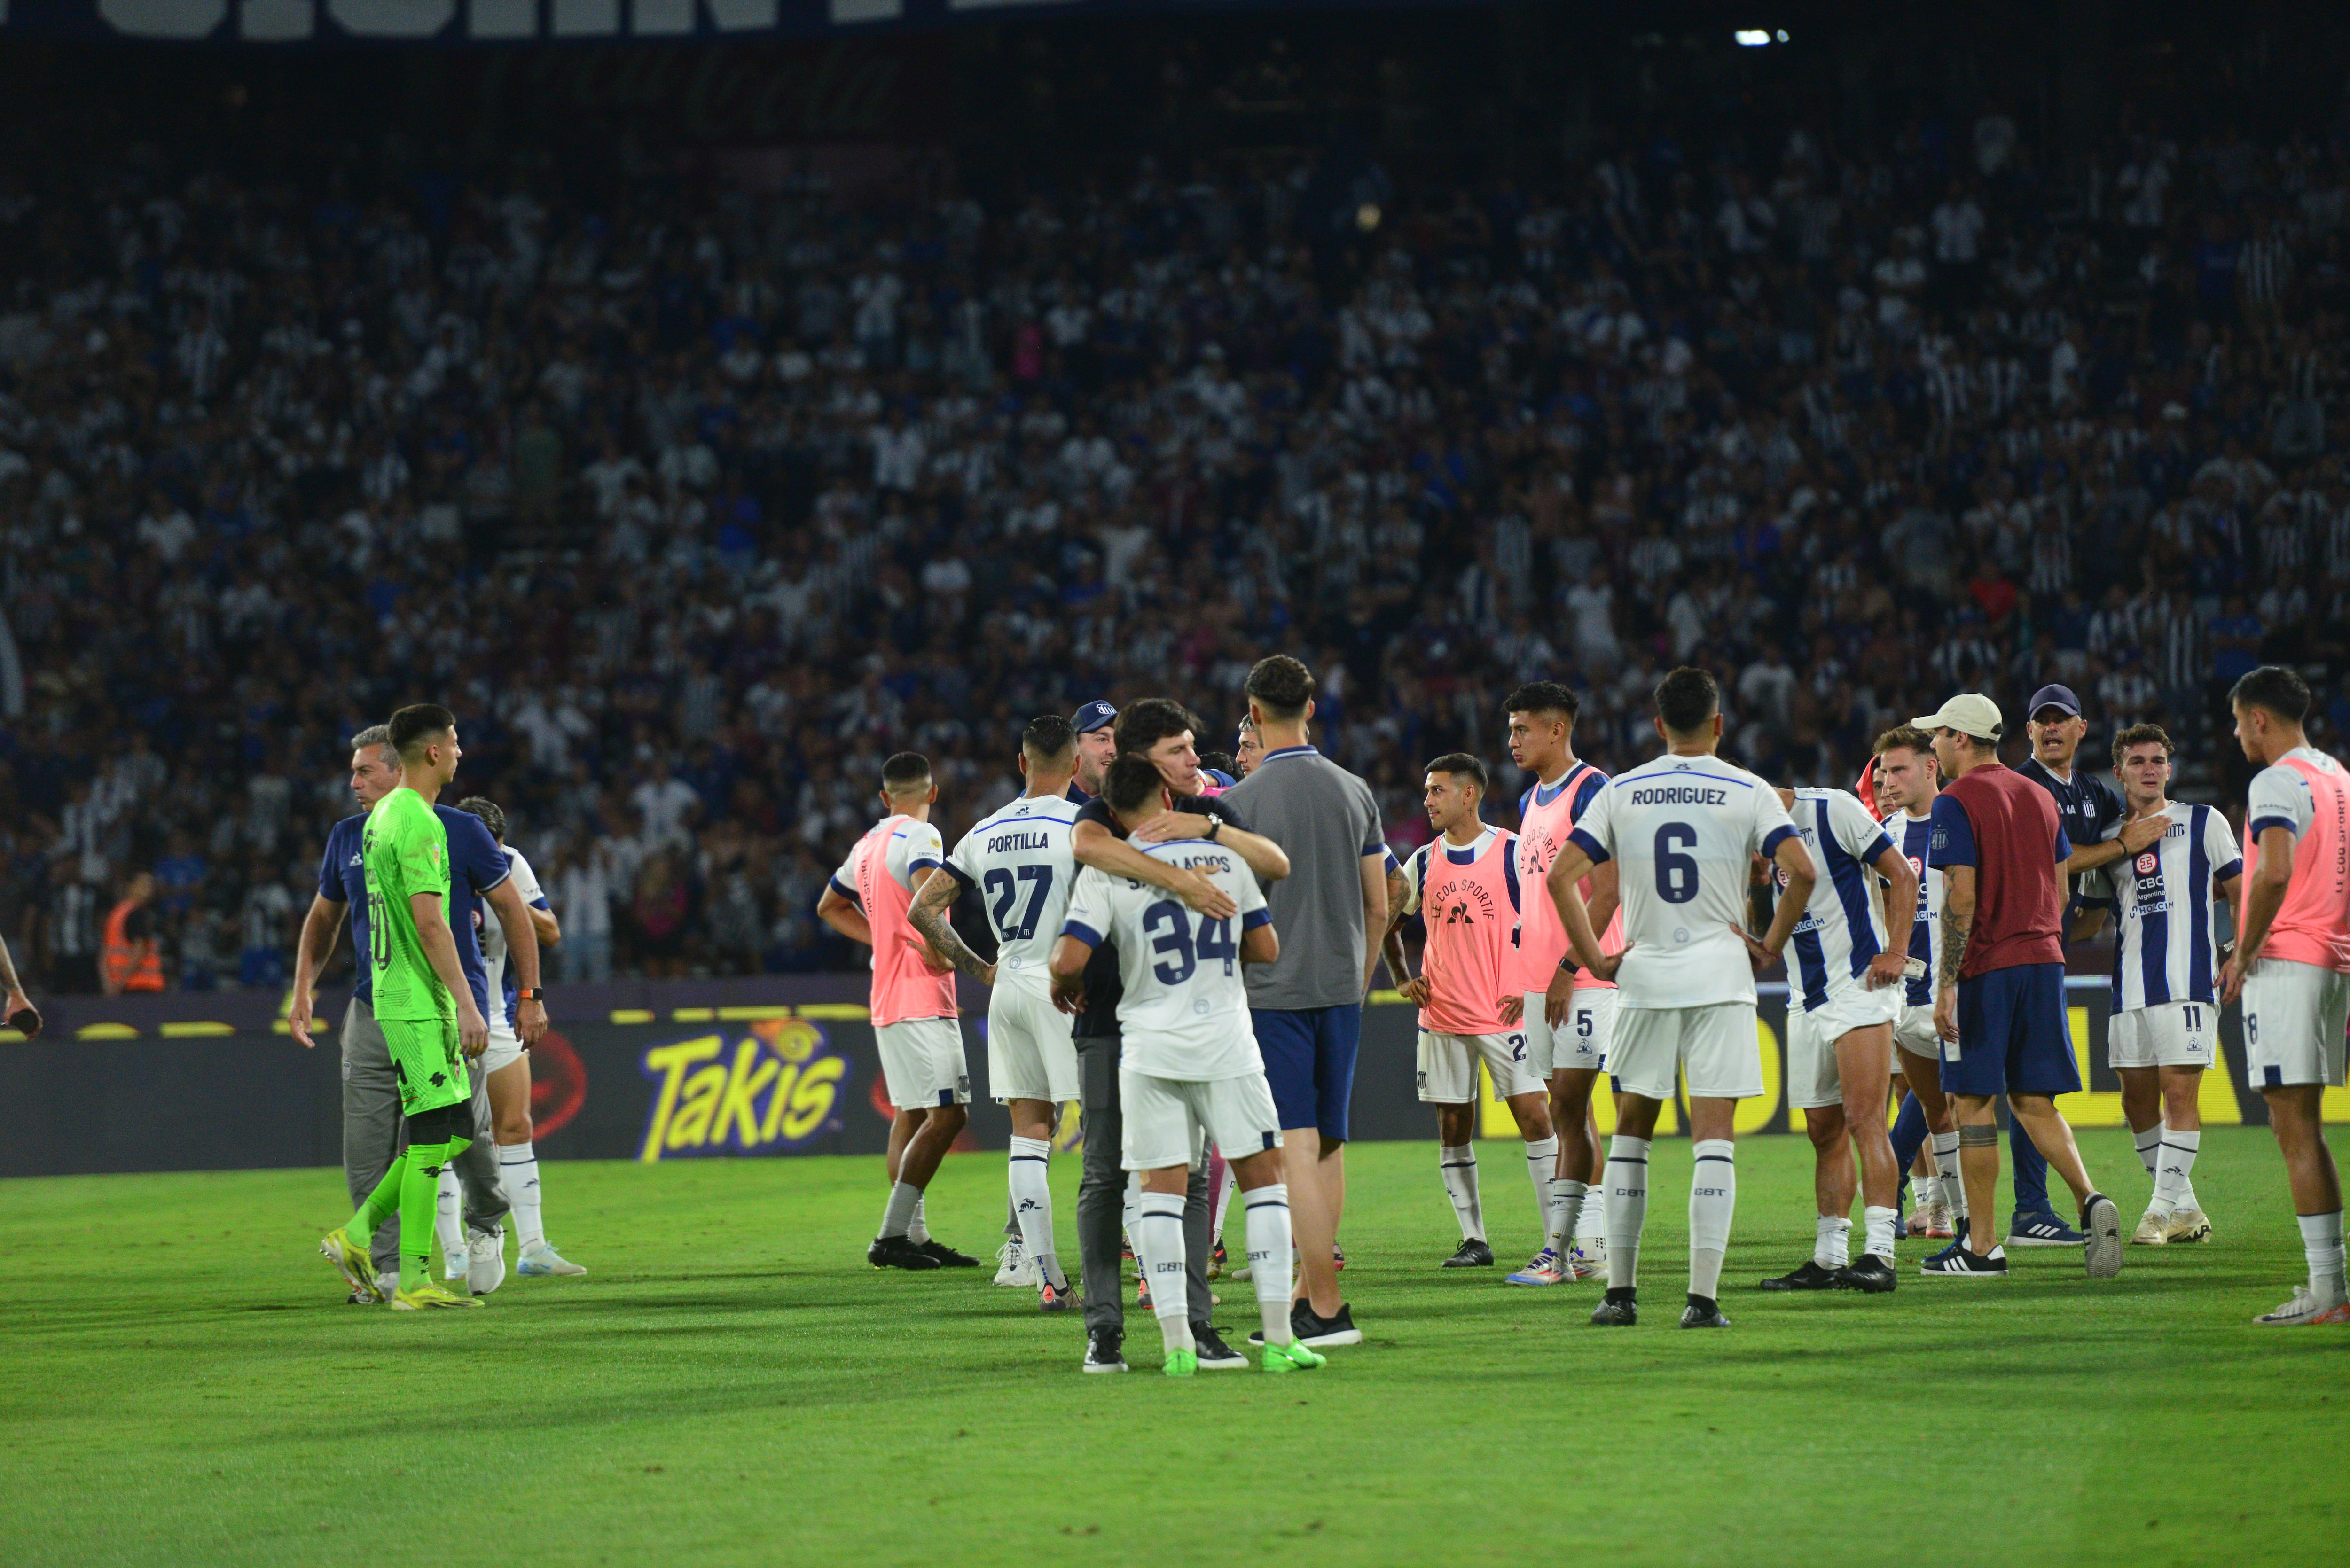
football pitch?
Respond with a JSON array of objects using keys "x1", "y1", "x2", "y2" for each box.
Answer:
[{"x1": 3, "y1": 1128, "x2": 2343, "y2": 1568}]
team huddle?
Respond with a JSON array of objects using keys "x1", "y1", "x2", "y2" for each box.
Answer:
[{"x1": 306, "y1": 659, "x2": 2350, "y2": 1351}]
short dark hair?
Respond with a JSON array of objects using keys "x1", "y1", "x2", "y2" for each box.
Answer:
[
  {"x1": 1873, "y1": 725, "x2": 1937, "y2": 760},
  {"x1": 1504, "y1": 681, "x2": 1581, "y2": 725},
  {"x1": 388, "y1": 703, "x2": 455, "y2": 758},
  {"x1": 1021, "y1": 713, "x2": 1077, "y2": 765},
  {"x1": 2111, "y1": 723, "x2": 2174, "y2": 768},
  {"x1": 1425, "y1": 752, "x2": 1489, "y2": 793},
  {"x1": 1103, "y1": 753, "x2": 1165, "y2": 814},
  {"x1": 1115, "y1": 697, "x2": 1203, "y2": 757},
  {"x1": 1198, "y1": 750, "x2": 1235, "y2": 774},
  {"x1": 1244, "y1": 654, "x2": 1315, "y2": 720},
  {"x1": 1653, "y1": 667, "x2": 1720, "y2": 734},
  {"x1": 881, "y1": 752, "x2": 933, "y2": 795},
  {"x1": 2229, "y1": 665, "x2": 2311, "y2": 725},
  {"x1": 458, "y1": 796, "x2": 508, "y2": 841}
]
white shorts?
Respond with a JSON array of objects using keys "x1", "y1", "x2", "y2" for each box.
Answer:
[
  {"x1": 877, "y1": 1017, "x2": 971, "y2": 1109},
  {"x1": 986, "y1": 981, "x2": 1078, "y2": 1104},
  {"x1": 1118, "y1": 1069, "x2": 1283, "y2": 1172},
  {"x1": 1784, "y1": 985, "x2": 1899, "y2": 1111},
  {"x1": 1892, "y1": 1002, "x2": 1943, "y2": 1063},
  {"x1": 2242, "y1": 959, "x2": 2350, "y2": 1091},
  {"x1": 1416, "y1": 1030, "x2": 1542, "y2": 1103},
  {"x1": 1524, "y1": 988, "x2": 1614, "y2": 1075},
  {"x1": 2108, "y1": 999, "x2": 2219, "y2": 1071},
  {"x1": 1610, "y1": 1003, "x2": 1764, "y2": 1102},
  {"x1": 479, "y1": 1023, "x2": 525, "y2": 1079}
]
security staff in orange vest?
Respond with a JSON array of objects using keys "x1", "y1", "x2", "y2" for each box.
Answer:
[{"x1": 101, "y1": 872, "x2": 164, "y2": 994}]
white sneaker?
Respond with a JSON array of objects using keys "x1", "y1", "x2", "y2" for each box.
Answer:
[
  {"x1": 2164, "y1": 1207, "x2": 2212, "y2": 1244},
  {"x1": 1912, "y1": 1202, "x2": 1955, "y2": 1240},
  {"x1": 517, "y1": 1241, "x2": 587, "y2": 1277},
  {"x1": 2254, "y1": 1285, "x2": 2350, "y2": 1326},
  {"x1": 2131, "y1": 1209, "x2": 2170, "y2": 1246},
  {"x1": 467, "y1": 1227, "x2": 507, "y2": 1296},
  {"x1": 1568, "y1": 1237, "x2": 1607, "y2": 1277},
  {"x1": 993, "y1": 1239, "x2": 1039, "y2": 1288}
]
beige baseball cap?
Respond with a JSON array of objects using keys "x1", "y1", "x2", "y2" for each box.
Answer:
[{"x1": 1911, "y1": 693, "x2": 2004, "y2": 741}]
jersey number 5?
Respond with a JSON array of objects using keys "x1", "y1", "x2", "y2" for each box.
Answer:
[
  {"x1": 1142, "y1": 900, "x2": 1237, "y2": 983},
  {"x1": 1653, "y1": 823, "x2": 1700, "y2": 905},
  {"x1": 983, "y1": 865, "x2": 1055, "y2": 940}
]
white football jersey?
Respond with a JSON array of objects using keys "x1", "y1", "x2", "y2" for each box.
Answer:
[
  {"x1": 1881, "y1": 807, "x2": 1942, "y2": 1009},
  {"x1": 1566, "y1": 751, "x2": 1798, "y2": 1009},
  {"x1": 945, "y1": 792, "x2": 1083, "y2": 987},
  {"x1": 1061, "y1": 841, "x2": 1271, "y2": 1079},
  {"x1": 2082, "y1": 802, "x2": 2241, "y2": 1011},
  {"x1": 1783, "y1": 788, "x2": 1896, "y2": 1012},
  {"x1": 482, "y1": 845, "x2": 548, "y2": 1031}
]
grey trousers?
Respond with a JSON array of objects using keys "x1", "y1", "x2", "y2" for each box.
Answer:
[
  {"x1": 340, "y1": 997, "x2": 509, "y2": 1277},
  {"x1": 1076, "y1": 1034, "x2": 1213, "y2": 1336}
]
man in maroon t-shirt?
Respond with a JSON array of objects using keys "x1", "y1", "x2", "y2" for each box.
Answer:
[{"x1": 1911, "y1": 692, "x2": 2123, "y2": 1281}]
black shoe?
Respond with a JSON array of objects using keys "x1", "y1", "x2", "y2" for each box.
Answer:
[
  {"x1": 1680, "y1": 1295, "x2": 1730, "y2": 1328},
  {"x1": 868, "y1": 1234, "x2": 942, "y2": 1271},
  {"x1": 1192, "y1": 1323, "x2": 1248, "y2": 1369},
  {"x1": 1441, "y1": 1238, "x2": 1495, "y2": 1269},
  {"x1": 1081, "y1": 1325, "x2": 1127, "y2": 1373},
  {"x1": 1839, "y1": 1255, "x2": 1898, "y2": 1294},
  {"x1": 1590, "y1": 1287, "x2": 1638, "y2": 1326},
  {"x1": 916, "y1": 1238, "x2": 980, "y2": 1268},
  {"x1": 1757, "y1": 1259, "x2": 1845, "y2": 1292},
  {"x1": 1252, "y1": 1300, "x2": 1363, "y2": 1347}
]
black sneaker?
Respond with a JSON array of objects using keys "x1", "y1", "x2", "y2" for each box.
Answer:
[
  {"x1": 1192, "y1": 1323, "x2": 1248, "y2": 1369},
  {"x1": 916, "y1": 1238, "x2": 980, "y2": 1268},
  {"x1": 868, "y1": 1234, "x2": 942, "y2": 1271},
  {"x1": 1839, "y1": 1255, "x2": 1898, "y2": 1294},
  {"x1": 1081, "y1": 1325, "x2": 1127, "y2": 1373},
  {"x1": 1441, "y1": 1238, "x2": 1495, "y2": 1269},
  {"x1": 1590, "y1": 1287, "x2": 1638, "y2": 1326},
  {"x1": 1757, "y1": 1259, "x2": 1845, "y2": 1292},
  {"x1": 1680, "y1": 1295, "x2": 1730, "y2": 1328},
  {"x1": 1250, "y1": 1300, "x2": 1363, "y2": 1347},
  {"x1": 1919, "y1": 1243, "x2": 2008, "y2": 1278}
]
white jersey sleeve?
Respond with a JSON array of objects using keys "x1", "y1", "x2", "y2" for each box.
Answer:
[
  {"x1": 1394, "y1": 844, "x2": 1430, "y2": 917},
  {"x1": 2203, "y1": 805, "x2": 2243, "y2": 882},
  {"x1": 2247, "y1": 762, "x2": 2314, "y2": 841},
  {"x1": 506, "y1": 846, "x2": 548, "y2": 909},
  {"x1": 882, "y1": 819, "x2": 946, "y2": 890},
  {"x1": 946, "y1": 794, "x2": 1083, "y2": 983}
]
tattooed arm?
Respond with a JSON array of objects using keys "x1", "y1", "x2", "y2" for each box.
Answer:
[
  {"x1": 1934, "y1": 865, "x2": 1975, "y2": 1043},
  {"x1": 907, "y1": 866, "x2": 997, "y2": 986}
]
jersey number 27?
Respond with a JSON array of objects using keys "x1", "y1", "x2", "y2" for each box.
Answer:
[{"x1": 984, "y1": 866, "x2": 1055, "y2": 940}]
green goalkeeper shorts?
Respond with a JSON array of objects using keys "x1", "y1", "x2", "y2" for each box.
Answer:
[{"x1": 382, "y1": 1016, "x2": 470, "y2": 1116}]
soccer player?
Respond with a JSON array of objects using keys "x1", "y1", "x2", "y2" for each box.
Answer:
[
  {"x1": 817, "y1": 752, "x2": 978, "y2": 1272},
  {"x1": 1911, "y1": 693, "x2": 2122, "y2": 1280},
  {"x1": 1751, "y1": 784, "x2": 1916, "y2": 1294},
  {"x1": 1222, "y1": 656, "x2": 1386, "y2": 1349},
  {"x1": 1872, "y1": 728, "x2": 1964, "y2": 1240},
  {"x1": 1050, "y1": 753, "x2": 1326, "y2": 1377},
  {"x1": 1381, "y1": 754, "x2": 1556, "y2": 1269},
  {"x1": 454, "y1": 797, "x2": 581, "y2": 1277},
  {"x1": 1497, "y1": 680, "x2": 1618, "y2": 1284},
  {"x1": 2219, "y1": 666, "x2": 2350, "y2": 1326},
  {"x1": 317, "y1": 704, "x2": 494, "y2": 1310},
  {"x1": 910, "y1": 715, "x2": 1087, "y2": 1310},
  {"x1": 1546, "y1": 667, "x2": 1813, "y2": 1329},
  {"x1": 2069, "y1": 725, "x2": 2239, "y2": 1245},
  {"x1": 1233, "y1": 714, "x2": 1263, "y2": 777}
]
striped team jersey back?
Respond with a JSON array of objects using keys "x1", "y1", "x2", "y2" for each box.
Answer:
[
  {"x1": 1784, "y1": 788, "x2": 1897, "y2": 1012},
  {"x1": 1882, "y1": 807, "x2": 1942, "y2": 1007},
  {"x1": 2084, "y1": 802, "x2": 2241, "y2": 1011},
  {"x1": 1399, "y1": 826, "x2": 1520, "y2": 1036}
]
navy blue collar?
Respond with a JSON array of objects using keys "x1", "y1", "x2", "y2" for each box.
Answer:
[
  {"x1": 1441, "y1": 827, "x2": 1493, "y2": 865},
  {"x1": 1532, "y1": 763, "x2": 1582, "y2": 807},
  {"x1": 1261, "y1": 745, "x2": 1318, "y2": 763}
]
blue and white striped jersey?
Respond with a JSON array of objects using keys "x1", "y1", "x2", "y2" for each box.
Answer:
[
  {"x1": 943, "y1": 791, "x2": 1084, "y2": 987},
  {"x1": 1784, "y1": 788, "x2": 1896, "y2": 1012},
  {"x1": 1880, "y1": 807, "x2": 1942, "y2": 1007},
  {"x1": 2082, "y1": 803, "x2": 2241, "y2": 1011}
]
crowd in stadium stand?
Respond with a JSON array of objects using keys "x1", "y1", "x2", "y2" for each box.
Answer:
[{"x1": 1, "y1": 105, "x2": 2347, "y2": 991}]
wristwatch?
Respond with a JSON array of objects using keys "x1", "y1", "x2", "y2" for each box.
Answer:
[
  {"x1": 1204, "y1": 818, "x2": 1223, "y2": 842},
  {"x1": 517, "y1": 987, "x2": 546, "y2": 1003}
]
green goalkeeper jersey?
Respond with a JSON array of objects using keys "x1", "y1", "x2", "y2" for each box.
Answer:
[{"x1": 363, "y1": 787, "x2": 456, "y2": 1023}]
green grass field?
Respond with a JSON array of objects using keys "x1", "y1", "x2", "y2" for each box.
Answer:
[{"x1": 4, "y1": 1127, "x2": 2345, "y2": 1568}]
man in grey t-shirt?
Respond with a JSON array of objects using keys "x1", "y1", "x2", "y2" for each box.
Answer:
[{"x1": 1220, "y1": 655, "x2": 1387, "y2": 1349}]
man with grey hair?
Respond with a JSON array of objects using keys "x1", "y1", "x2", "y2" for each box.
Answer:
[{"x1": 290, "y1": 725, "x2": 520, "y2": 1299}]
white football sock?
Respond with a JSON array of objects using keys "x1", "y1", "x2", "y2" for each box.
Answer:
[
  {"x1": 1134, "y1": 1191, "x2": 1193, "y2": 1355},
  {"x1": 435, "y1": 1164, "x2": 465, "y2": 1275},
  {"x1": 2297, "y1": 1211, "x2": 2346, "y2": 1304},
  {"x1": 1439, "y1": 1145, "x2": 1484, "y2": 1242},
  {"x1": 1549, "y1": 1179, "x2": 1587, "y2": 1253},
  {"x1": 1814, "y1": 1215, "x2": 1851, "y2": 1270},
  {"x1": 1573, "y1": 1178, "x2": 1607, "y2": 1248},
  {"x1": 907, "y1": 1194, "x2": 931, "y2": 1245},
  {"x1": 2134, "y1": 1123, "x2": 2163, "y2": 1180},
  {"x1": 1914, "y1": 1168, "x2": 1943, "y2": 1210},
  {"x1": 1522, "y1": 1136, "x2": 1559, "y2": 1245},
  {"x1": 1932, "y1": 1131, "x2": 1962, "y2": 1218},
  {"x1": 499, "y1": 1141, "x2": 544, "y2": 1251},
  {"x1": 1603, "y1": 1135, "x2": 1650, "y2": 1290},
  {"x1": 1122, "y1": 1171, "x2": 1141, "y2": 1253},
  {"x1": 1862, "y1": 1205, "x2": 1898, "y2": 1260},
  {"x1": 2157, "y1": 1124, "x2": 2201, "y2": 1213},
  {"x1": 1243, "y1": 1183, "x2": 1294, "y2": 1347},
  {"x1": 1214, "y1": 1158, "x2": 1238, "y2": 1242},
  {"x1": 879, "y1": 1180, "x2": 922, "y2": 1240},
  {"x1": 1688, "y1": 1139, "x2": 1735, "y2": 1301},
  {"x1": 1007, "y1": 1137, "x2": 1065, "y2": 1289}
]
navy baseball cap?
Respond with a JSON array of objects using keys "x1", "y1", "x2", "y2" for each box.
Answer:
[
  {"x1": 2026, "y1": 685, "x2": 2082, "y2": 720},
  {"x1": 1072, "y1": 700, "x2": 1118, "y2": 733}
]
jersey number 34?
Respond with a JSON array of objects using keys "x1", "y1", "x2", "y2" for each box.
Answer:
[{"x1": 1142, "y1": 899, "x2": 1237, "y2": 983}]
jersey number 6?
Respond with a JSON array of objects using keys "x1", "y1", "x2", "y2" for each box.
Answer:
[{"x1": 1653, "y1": 823, "x2": 1700, "y2": 905}]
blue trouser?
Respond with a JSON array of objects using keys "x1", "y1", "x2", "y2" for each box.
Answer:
[{"x1": 1891, "y1": 1092, "x2": 1928, "y2": 1200}]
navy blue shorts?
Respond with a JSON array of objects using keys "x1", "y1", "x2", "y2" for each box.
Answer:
[
  {"x1": 1254, "y1": 1004, "x2": 1361, "y2": 1141},
  {"x1": 1945, "y1": 963, "x2": 2080, "y2": 1099}
]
